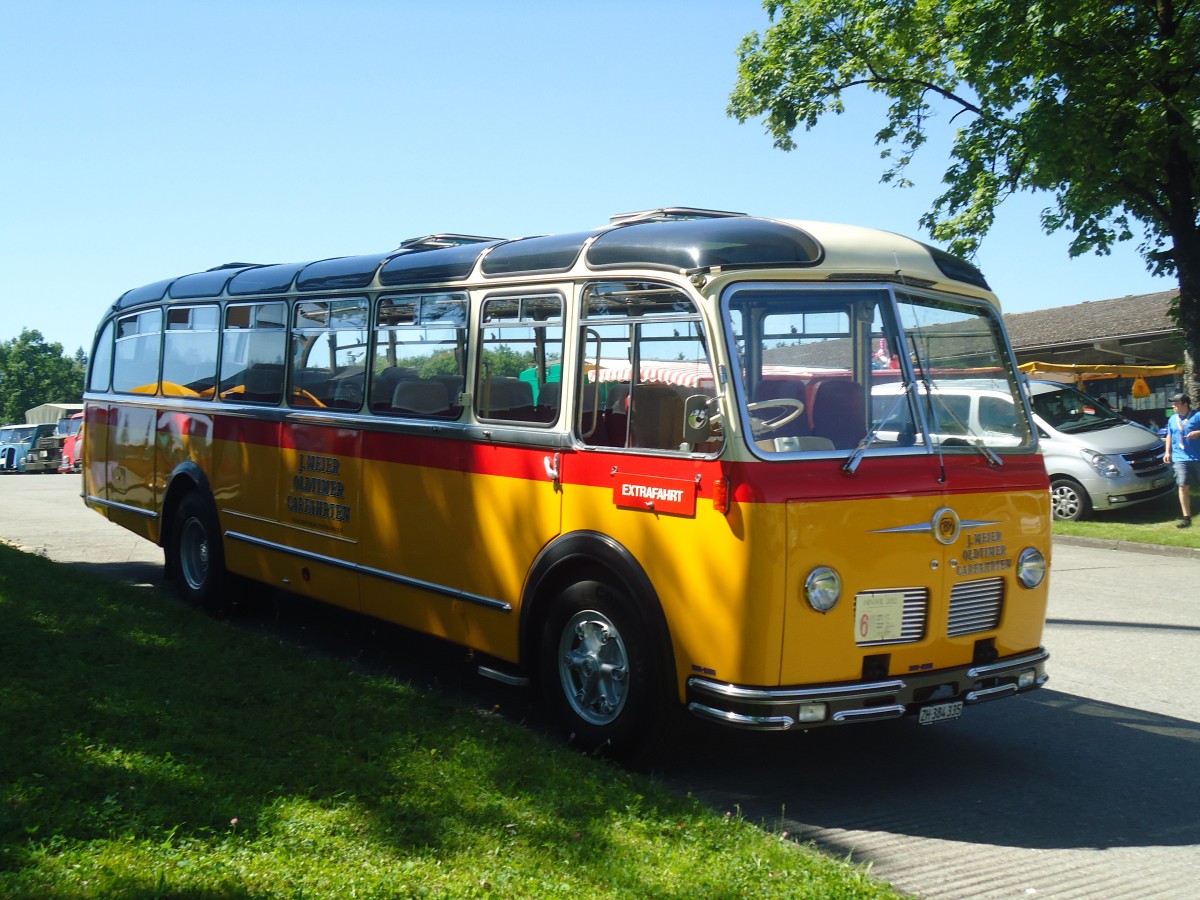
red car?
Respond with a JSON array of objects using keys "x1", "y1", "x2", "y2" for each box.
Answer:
[{"x1": 58, "y1": 412, "x2": 84, "y2": 473}]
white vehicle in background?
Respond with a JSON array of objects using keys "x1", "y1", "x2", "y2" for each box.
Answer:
[{"x1": 872, "y1": 379, "x2": 1172, "y2": 521}]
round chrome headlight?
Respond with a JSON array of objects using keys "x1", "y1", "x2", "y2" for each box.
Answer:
[
  {"x1": 1016, "y1": 547, "x2": 1047, "y2": 589},
  {"x1": 805, "y1": 566, "x2": 842, "y2": 612}
]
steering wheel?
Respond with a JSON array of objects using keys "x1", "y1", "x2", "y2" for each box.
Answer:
[{"x1": 747, "y1": 398, "x2": 805, "y2": 435}]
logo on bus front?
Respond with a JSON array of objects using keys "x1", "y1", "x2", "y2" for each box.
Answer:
[{"x1": 932, "y1": 507, "x2": 961, "y2": 545}]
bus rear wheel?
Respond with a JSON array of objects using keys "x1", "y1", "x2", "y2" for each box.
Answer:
[
  {"x1": 171, "y1": 493, "x2": 229, "y2": 612},
  {"x1": 539, "y1": 579, "x2": 668, "y2": 761}
]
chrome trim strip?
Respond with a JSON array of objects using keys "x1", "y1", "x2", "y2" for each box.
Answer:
[
  {"x1": 870, "y1": 518, "x2": 1000, "y2": 535},
  {"x1": 687, "y1": 677, "x2": 906, "y2": 703},
  {"x1": 965, "y1": 683, "x2": 1019, "y2": 703},
  {"x1": 967, "y1": 649, "x2": 1049, "y2": 679},
  {"x1": 477, "y1": 665, "x2": 530, "y2": 687},
  {"x1": 831, "y1": 705, "x2": 906, "y2": 723},
  {"x1": 226, "y1": 530, "x2": 512, "y2": 612},
  {"x1": 85, "y1": 495, "x2": 158, "y2": 520},
  {"x1": 687, "y1": 702, "x2": 796, "y2": 731}
]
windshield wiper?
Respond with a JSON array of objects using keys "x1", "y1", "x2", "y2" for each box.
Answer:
[{"x1": 843, "y1": 384, "x2": 912, "y2": 474}]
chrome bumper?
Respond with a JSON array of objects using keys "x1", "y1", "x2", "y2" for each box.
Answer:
[{"x1": 686, "y1": 649, "x2": 1049, "y2": 731}]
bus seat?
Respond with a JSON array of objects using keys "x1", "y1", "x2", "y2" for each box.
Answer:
[
  {"x1": 536, "y1": 380, "x2": 561, "y2": 421},
  {"x1": 480, "y1": 377, "x2": 534, "y2": 420},
  {"x1": 807, "y1": 379, "x2": 866, "y2": 449},
  {"x1": 332, "y1": 373, "x2": 365, "y2": 408},
  {"x1": 373, "y1": 366, "x2": 411, "y2": 407},
  {"x1": 392, "y1": 380, "x2": 449, "y2": 416},
  {"x1": 630, "y1": 383, "x2": 684, "y2": 449},
  {"x1": 431, "y1": 374, "x2": 465, "y2": 403},
  {"x1": 243, "y1": 363, "x2": 284, "y2": 402}
]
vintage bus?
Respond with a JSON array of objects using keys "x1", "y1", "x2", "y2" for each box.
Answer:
[{"x1": 83, "y1": 208, "x2": 1050, "y2": 757}]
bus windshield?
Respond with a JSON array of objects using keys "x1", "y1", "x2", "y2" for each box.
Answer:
[{"x1": 724, "y1": 285, "x2": 1034, "y2": 456}]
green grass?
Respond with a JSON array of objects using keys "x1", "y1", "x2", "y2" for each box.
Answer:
[
  {"x1": 1053, "y1": 488, "x2": 1200, "y2": 549},
  {"x1": 0, "y1": 545, "x2": 898, "y2": 899}
]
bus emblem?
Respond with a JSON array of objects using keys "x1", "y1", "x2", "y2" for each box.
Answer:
[{"x1": 932, "y1": 507, "x2": 961, "y2": 545}]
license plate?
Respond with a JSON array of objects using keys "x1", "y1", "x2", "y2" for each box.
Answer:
[
  {"x1": 918, "y1": 701, "x2": 963, "y2": 725},
  {"x1": 1153, "y1": 476, "x2": 1172, "y2": 488}
]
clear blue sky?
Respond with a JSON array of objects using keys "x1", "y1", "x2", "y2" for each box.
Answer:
[{"x1": 1, "y1": 0, "x2": 1173, "y2": 356}]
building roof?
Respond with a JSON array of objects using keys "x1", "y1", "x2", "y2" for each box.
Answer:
[{"x1": 1002, "y1": 290, "x2": 1180, "y2": 366}]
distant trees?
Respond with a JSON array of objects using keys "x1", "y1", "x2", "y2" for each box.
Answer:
[
  {"x1": 729, "y1": 0, "x2": 1200, "y2": 394},
  {"x1": 0, "y1": 330, "x2": 86, "y2": 424}
]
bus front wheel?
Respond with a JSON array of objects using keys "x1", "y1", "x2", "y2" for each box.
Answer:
[
  {"x1": 171, "y1": 493, "x2": 229, "y2": 611},
  {"x1": 539, "y1": 579, "x2": 668, "y2": 761}
]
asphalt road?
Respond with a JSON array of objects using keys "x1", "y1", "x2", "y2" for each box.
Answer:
[{"x1": 3, "y1": 473, "x2": 1198, "y2": 898}]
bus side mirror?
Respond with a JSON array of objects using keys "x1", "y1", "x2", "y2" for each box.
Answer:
[{"x1": 683, "y1": 394, "x2": 714, "y2": 445}]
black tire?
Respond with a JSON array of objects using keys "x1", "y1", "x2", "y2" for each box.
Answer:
[
  {"x1": 538, "y1": 579, "x2": 673, "y2": 762},
  {"x1": 1050, "y1": 477, "x2": 1092, "y2": 521},
  {"x1": 171, "y1": 492, "x2": 230, "y2": 612}
]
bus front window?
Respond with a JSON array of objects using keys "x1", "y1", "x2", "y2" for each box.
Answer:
[{"x1": 724, "y1": 285, "x2": 1033, "y2": 457}]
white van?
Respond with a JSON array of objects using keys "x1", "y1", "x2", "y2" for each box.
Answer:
[{"x1": 872, "y1": 379, "x2": 1173, "y2": 520}]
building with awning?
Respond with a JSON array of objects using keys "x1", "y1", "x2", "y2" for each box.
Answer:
[{"x1": 1003, "y1": 290, "x2": 1182, "y2": 426}]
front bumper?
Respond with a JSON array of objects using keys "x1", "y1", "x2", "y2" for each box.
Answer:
[{"x1": 686, "y1": 649, "x2": 1049, "y2": 731}]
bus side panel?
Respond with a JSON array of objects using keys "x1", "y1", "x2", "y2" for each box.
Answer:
[
  {"x1": 267, "y1": 421, "x2": 362, "y2": 612},
  {"x1": 82, "y1": 403, "x2": 110, "y2": 515},
  {"x1": 212, "y1": 416, "x2": 284, "y2": 586},
  {"x1": 558, "y1": 452, "x2": 786, "y2": 696},
  {"x1": 357, "y1": 433, "x2": 562, "y2": 660},
  {"x1": 105, "y1": 404, "x2": 160, "y2": 543},
  {"x1": 157, "y1": 409, "x2": 213, "y2": 499}
]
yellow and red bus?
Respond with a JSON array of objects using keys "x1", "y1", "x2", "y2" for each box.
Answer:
[{"x1": 83, "y1": 208, "x2": 1050, "y2": 756}]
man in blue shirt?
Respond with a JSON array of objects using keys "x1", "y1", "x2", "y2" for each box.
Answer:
[{"x1": 1163, "y1": 392, "x2": 1200, "y2": 528}]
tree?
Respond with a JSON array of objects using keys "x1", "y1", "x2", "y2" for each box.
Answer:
[
  {"x1": 729, "y1": 0, "x2": 1200, "y2": 394},
  {"x1": 0, "y1": 330, "x2": 86, "y2": 424}
]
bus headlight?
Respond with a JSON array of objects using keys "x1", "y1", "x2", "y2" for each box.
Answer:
[
  {"x1": 1016, "y1": 547, "x2": 1046, "y2": 589},
  {"x1": 805, "y1": 566, "x2": 842, "y2": 612}
]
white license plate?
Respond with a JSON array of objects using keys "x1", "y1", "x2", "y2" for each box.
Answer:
[{"x1": 918, "y1": 701, "x2": 963, "y2": 725}]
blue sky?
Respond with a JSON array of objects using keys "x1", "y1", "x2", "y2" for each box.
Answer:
[{"x1": 1, "y1": 0, "x2": 1173, "y2": 356}]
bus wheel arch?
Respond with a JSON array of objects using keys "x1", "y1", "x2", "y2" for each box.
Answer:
[
  {"x1": 522, "y1": 532, "x2": 679, "y2": 759},
  {"x1": 161, "y1": 465, "x2": 229, "y2": 611}
]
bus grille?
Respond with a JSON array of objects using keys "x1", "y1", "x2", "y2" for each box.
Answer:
[
  {"x1": 855, "y1": 588, "x2": 927, "y2": 646},
  {"x1": 948, "y1": 577, "x2": 1004, "y2": 636}
]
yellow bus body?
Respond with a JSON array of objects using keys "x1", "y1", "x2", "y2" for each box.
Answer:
[{"x1": 83, "y1": 211, "x2": 1051, "y2": 756}]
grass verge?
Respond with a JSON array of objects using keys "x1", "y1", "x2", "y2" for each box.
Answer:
[
  {"x1": 0, "y1": 544, "x2": 898, "y2": 898},
  {"x1": 1053, "y1": 489, "x2": 1200, "y2": 549}
]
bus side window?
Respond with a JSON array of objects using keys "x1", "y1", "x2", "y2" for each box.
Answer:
[
  {"x1": 163, "y1": 305, "x2": 219, "y2": 399},
  {"x1": 578, "y1": 281, "x2": 720, "y2": 453},
  {"x1": 373, "y1": 293, "x2": 467, "y2": 419},
  {"x1": 220, "y1": 302, "x2": 287, "y2": 404},
  {"x1": 112, "y1": 308, "x2": 163, "y2": 394},
  {"x1": 290, "y1": 297, "x2": 368, "y2": 410},
  {"x1": 476, "y1": 294, "x2": 563, "y2": 426}
]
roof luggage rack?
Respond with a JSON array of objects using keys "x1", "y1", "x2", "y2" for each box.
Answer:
[{"x1": 608, "y1": 207, "x2": 747, "y2": 225}]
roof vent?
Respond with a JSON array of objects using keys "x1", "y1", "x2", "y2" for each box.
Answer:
[{"x1": 608, "y1": 207, "x2": 747, "y2": 225}]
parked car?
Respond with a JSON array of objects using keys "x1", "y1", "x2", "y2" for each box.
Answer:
[
  {"x1": 57, "y1": 412, "x2": 85, "y2": 473},
  {"x1": 873, "y1": 379, "x2": 1173, "y2": 521},
  {"x1": 0, "y1": 423, "x2": 57, "y2": 473}
]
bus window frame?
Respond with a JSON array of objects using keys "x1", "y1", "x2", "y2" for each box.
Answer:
[{"x1": 475, "y1": 290, "x2": 565, "y2": 427}]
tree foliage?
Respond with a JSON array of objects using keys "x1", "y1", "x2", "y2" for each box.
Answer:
[
  {"x1": 0, "y1": 330, "x2": 86, "y2": 424},
  {"x1": 729, "y1": 0, "x2": 1200, "y2": 391}
]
